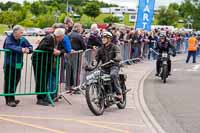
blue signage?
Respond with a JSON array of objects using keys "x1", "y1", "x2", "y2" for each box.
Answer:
[{"x1": 135, "y1": 0, "x2": 155, "y2": 31}]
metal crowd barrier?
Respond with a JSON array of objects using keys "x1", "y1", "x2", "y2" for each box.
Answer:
[
  {"x1": 0, "y1": 42, "x2": 141, "y2": 107},
  {"x1": 0, "y1": 48, "x2": 60, "y2": 106},
  {"x1": 60, "y1": 42, "x2": 141, "y2": 90}
]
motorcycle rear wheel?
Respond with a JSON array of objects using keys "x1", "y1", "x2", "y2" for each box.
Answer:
[{"x1": 116, "y1": 83, "x2": 127, "y2": 109}]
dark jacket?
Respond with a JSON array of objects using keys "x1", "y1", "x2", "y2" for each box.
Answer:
[
  {"x1": 3, "y1": 34, "x2": 33, "y2": 68},
  {"x1": 155, "y1": 40, "x2": 176, "y2": 55},
  {"x1": 96, "y1": 43, "x2": 122, "y2": 69},
  {"x1": 131, "y1": 35, "x2": 140, "y2": 48},
  {"x1": 32, "y1": 34, "x2": 65, "y2": 68},
  {"x1": 148, "y1": 35, "x2": 157, "y2": 48},
  {"x1": 87, "y1": 33, "x2": 103, "y2": 49},
  {"x1": 69, "y1": 31, "x2": 86, "y2": 51}
]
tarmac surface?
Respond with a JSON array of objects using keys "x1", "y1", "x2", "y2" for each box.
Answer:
[
  {"x1": 144, "y1": 57, "x2": 200, "y2": 133},
  {"x1": 0, "y1": 35, "x2": 154, "y2": 133}
]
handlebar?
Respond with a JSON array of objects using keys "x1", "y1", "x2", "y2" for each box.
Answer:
[
  {"x1": 100, "y1": 60, "x2": 115, "y2": 68},
  {"x1": 150, "y1": 48, "x2": 175, "y2": 56}
]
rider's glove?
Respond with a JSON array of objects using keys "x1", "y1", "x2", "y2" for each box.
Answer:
[{"x1": 85, "y1": 65, "x2": 93, "y2": 72}]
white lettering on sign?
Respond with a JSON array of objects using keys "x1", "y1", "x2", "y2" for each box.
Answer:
[
  {"x1": 143, "y1": 13, "x2": 149, "y2": 21},
  {"x1": 143, "y1": 22, "x2": 147, "y2": 29},
  {"x1": 144, "y1": 5, "x2": 150, "y2": 13}
]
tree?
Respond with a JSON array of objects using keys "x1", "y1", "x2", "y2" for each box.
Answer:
[
  {"x1": 36, "y1": 14, "x2": 54, "y2": 28},
  {"x1": 30, "y1": 1, "x2": 48, "y2": 16},
  {"x1": 11, "y1": 3, "x2": 21, "y2": 11},
  {"x1": 0, "y1": 11, "x2": 24, "y2": 28},
  {"x1": 83, "y1": 2, "x2": 100, "y2": 20},
  {"x1": 75, "y1": 6, "x2": 84, "y2": 16},
  {"x1": 178, "y1": 0, "x2": 200, "y2": 29},
  {"x1": 156, "y1": 6, "x2": 179, "y2": 26},
  {"x1": 168, "y1": 3, "x2": 180, "y2": 10},
  {"x1": 179, "y1": 0, "x2": 195, "y2": 19}
]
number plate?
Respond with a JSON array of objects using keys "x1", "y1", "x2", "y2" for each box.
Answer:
[{"x1": 162, "y1": 53, "x2": 168, "y2": 58}]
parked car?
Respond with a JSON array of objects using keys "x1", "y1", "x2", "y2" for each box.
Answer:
[
  {"x1": 43, "y1": 27, "x2": 54, "y2": 35},
  {"x1": 25, "y1": 28, "x2": 45, "y2": 36}
]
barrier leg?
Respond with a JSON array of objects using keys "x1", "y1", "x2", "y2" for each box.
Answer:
[{"x1": 47, "y1": 93, "x2": 55, "y2": 107}]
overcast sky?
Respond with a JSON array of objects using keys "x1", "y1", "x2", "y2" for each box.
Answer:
[{"x1": 1, "y1": 0, "x2": 184, "y2": 8}]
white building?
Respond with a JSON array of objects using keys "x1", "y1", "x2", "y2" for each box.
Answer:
[{"x1": 100, "y1": 7, "x2": 136, "y2": 14}]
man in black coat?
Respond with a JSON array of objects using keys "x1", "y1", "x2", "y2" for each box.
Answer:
[
  {"x1": 32, "y1": 28, "x2": 65, "y2": 106},
  {"x1": 69, "y1": 23, "x2": 86, "y2": 51}
]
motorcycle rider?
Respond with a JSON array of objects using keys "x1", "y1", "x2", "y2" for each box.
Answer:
[
  {"x1": 86, "y1": 31, "x2": 123, "y2": 100},
  {"x1": 155, "y1": 33, "x2": 176, "y2": 76}
]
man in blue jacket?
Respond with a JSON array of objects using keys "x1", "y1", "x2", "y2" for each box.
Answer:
[{"x1": 3, "y1": 25, "x2": 33, "y2": 107}]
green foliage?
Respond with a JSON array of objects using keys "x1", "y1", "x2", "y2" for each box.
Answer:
[
  {"x1": 30, "y1": 1, "x2": 48, "y2": 16},
  {"x1": 104, "y1": 16, "x2": 120, "y2": 23},
  {"x1": 83, "y1": 2, "x2": 100, "y2": 19},
  {"x1": 0, "y1": 11, "x2": 24, "y2": 27},
  {"x1": 75, "y1": 6, "x2": 84, "y2": 16},
  {"x1": 19, "y1": 19, "x2": 35, "y2": 27},
  {"x1": 179, "y1": 0, "x2": 195, "y2": 19},
  {"x1": 0, "y1": 24, "x2": 9, "y2": 35},
  {"x1": 36, "y1": 14, "x2": 55, "y2": 28},
  {"x1": 156, "y1": 6, "x2": 179, "y2": 26},
  {"x1": 154, "y1": 0, "x2": 200, "y2": 29},
  {"x1": 59, "y1": 13, "x2": 67, "y2": 23},
  {"x1": 0, "y1": 2, "x2": 19, "y2": 11},
  {"x1": 11, "y1": 3, "x2": 22, "y2": 11}
]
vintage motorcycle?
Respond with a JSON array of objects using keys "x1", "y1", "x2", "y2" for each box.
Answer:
[
  {"x1": 82, "y1": 61, "x2": 128, "y2": 116},
  {"x1": 150, "y1": 48, "x2": 173, "y2": 83}
]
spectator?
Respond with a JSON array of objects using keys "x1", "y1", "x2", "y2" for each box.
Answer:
[
  {"x1": 44, "y1": 23, "x2": 72, "y2": 102},
  {"x1": 148, "y1": 32, "x2": 157, "y2": 60},
  {"x1": 3, "y1": 25, "x2": 33, "y2": 107},
  {"x1": 87, "y1": 24, "x2": 103, "y2": 49},
  {"x1": 131, "y1": 31, "x2": 140, "y2": 58},
  {"x1": 52, "y1": 23, "x2": 72, "y2": 53},
  {"x1": 186, "y1": 34, "x2": 198, "y2": 63},
  {"x1": 184, "y1": 33, "x2": 189, "y2": 53},
  {"x1": 65, "y1": 23, "x2": 86, "y2": 94},
  {"x1": 64, "y1": 17, "x2": 74, "y2": 34},
  {"x1": 69, "y1": 23, "x2": 86, "y2": 51},
  {"x1": 32, "y1": 28, "x2": 66, "y2": 106}
]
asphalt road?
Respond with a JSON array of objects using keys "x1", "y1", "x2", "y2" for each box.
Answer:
[
  {"x1": 0, "y1": 35, "x2": 152, "y2": 133},
  {"x1": 144, "y1": 58, "x2": 200, "y2": 133}
]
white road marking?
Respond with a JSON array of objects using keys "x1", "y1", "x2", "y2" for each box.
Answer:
[
  {"x1": 173, "y1": 69, "x2": 182, "y2": 72},
  {"x1": 187, "y1": 64, "x2": 200, "y2": 72}
]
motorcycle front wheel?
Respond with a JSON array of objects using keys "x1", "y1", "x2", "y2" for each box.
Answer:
[
  {"x1": 162, "y1": 64, "x2": 168, "y2": 83},
  {"x1": 85, "y1": 84, "x2": 105, "y2": 116}
]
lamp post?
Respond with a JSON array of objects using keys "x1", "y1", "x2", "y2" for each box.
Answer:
[
  {"x1": 67, "y1": 0, "x2": 69, "y2": 16},
  {"x1": 186, "y1": 15, "x2": 193, "y2": 29},
  {"x1": 53, "y1": 10, "x2": 60, "y2": 23}
]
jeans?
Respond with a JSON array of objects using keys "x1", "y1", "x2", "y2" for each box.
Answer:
[
  {"x1": 183, "y1": 40, "x2": 188, "y2": 53},
  {"x1": 148, "y1": 48, "x2": 156, "y2": 60},
  {"x1": 108, "y1": 66, "x2": 122, "y2": 95},
  {"x1": 133, "y1": 47, "x2": 138, "y2": 58},
  {"x1": 186, "y1": 51, "x2": 196, "y2": 63},
  {"x1": 4, "y1": 66, "x2": 21, "y2": 103}
]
